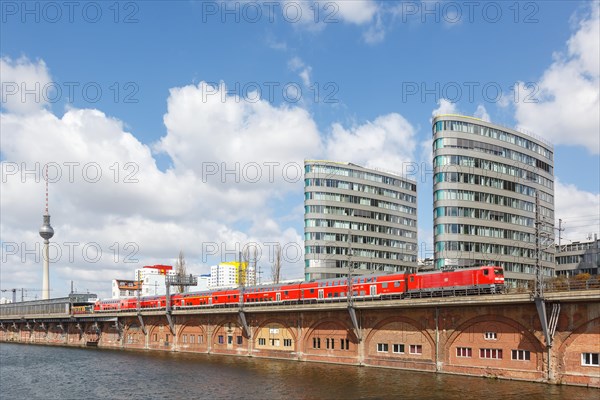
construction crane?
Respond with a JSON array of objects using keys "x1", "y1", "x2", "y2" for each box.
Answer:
[{"x1": 0, "y1": 288, "x2": 43, "y2": 303}]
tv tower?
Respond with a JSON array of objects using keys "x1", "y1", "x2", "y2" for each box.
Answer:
[{"x1": 39, "y1": 166, "x2": 54, "y2": 300}]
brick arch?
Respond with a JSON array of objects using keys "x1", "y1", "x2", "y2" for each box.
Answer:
[
  {"x1": 123, "y1": 322, "x2": 145, "y2": 348},
  {"x1": 364, "y1": 315, "x2": 435, "y2": 362},
  {"x1": 555, "y1": 317, "x2": 600, "y2": 386},
  {"x1": 148, "y1": 323, "x2": 172, "y2": 350},
  {"x1": 47, "y1": 323, "x2": 66, "y2": 343},
  {"x1": 176, "y1": 321, "x2": 208, "y2": 352},
  {"x1": 67, "y1": 322, "x2": 83, "y2": 344},
  {"x1": 304, "y1": 318, "x2": 355, "y2": 342},
  {"x1": 254, "y1": 318, "x2": 297, "y2": 342},
  {"x1": 445, "y1": 314, "x2": 544, "y2": 355},
  {"x1": 32, "y1": 322, "x2": 48, "y2": 342},
  {"x1": 211, "y1": 318, "x2": 246, "y2": 352},
  {"x1": 444, "y1": 314, "x2": 545, "y2": 377},
  {"x1": 176, "y1": 320, "x2": 207, "y2": 338},
  {"x1": 84, "y1": 323, "x2": 100, "y2": 343},
  {"x1": 303, "y1": 317, "x2": 357, "y2": 354}
]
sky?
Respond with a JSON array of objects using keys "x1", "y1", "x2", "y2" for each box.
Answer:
[{"x1": 1, "y1": 0, "x2": 599, "y2": 300}]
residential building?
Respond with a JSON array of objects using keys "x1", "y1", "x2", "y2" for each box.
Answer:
[
  {"x1": 135, "y1": 265, "x2": 176, "y2": 296},
  {"x1": 209, "y1": 262, "x2": 254, "y2": 288},
  {"x1": 304, "y1": 160, "x2": 418, "y2": 280},
  {"x1": 111, "y1": 279, "x2": 140, "y2": 299},
  {"x1": 555, "y1": 236, "x2": 599, "y2": 276},
  {"x1": 432, "y1": 115, "x2": 555, "y2": 288}
]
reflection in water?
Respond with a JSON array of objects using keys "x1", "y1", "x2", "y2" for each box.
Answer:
[{"x1": 0, "y1": 343, "x2": 597, "y2": 400}]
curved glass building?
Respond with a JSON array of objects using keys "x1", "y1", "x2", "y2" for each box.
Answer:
[
  {"x1": 432, "y1": 115, "x2": 555, "y2": 288},
  {"x1": 304, "y1": 160, "x2": 418, "y2": 280}
]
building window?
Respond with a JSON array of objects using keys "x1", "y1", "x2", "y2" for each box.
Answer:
[
  {"x1": 484, "y1": 332, "x2": 497, "y2": 340},
  {"x1": 182, "y1": 334, "x2": 187, "y2": 344},
  {"x1": 582, "y1": 353, "x2": 599, "y2": 366},
  {"x1": 377, "y1": 343, "x2": 389, "y2": 352},
  {"x1": 190, "y1": 335, "x2": 195, "y2": 344},
  {"x1": 340, "y1": 338, "x2": 349, "y2": 350},
  {"x1": 258, "y1": 338, "x2": 266, "y2": 346},
  {"x1": 284, "y1": 339, "x2": 292, "y2": 347},
  {"x1": 153, "y1": 334, "x2": 158, "y2": 342},
  {"x1": 218, "y1": 335, "x2": 224, "y2": 344},
  {"x1": 227, "y1": 336, "x2": 233, "y2": 344},
  {"x1": 198, "y1": 335, "x2": 203, "y2": 344},
  {"x1": 409, "y1": 345, "x2": 422, "y2": 355},
  {"x1": 393, "y1": 344, "x2": 405, "y2": 354},
  {"x1": 270, "y1": 339, "x2": 280, "y2": 347},
  {"x1": 313, "y1": 337, "x2": 321, "y2": 349},
  {"x1": 237, "y1": 336, "x2": 243, "y2": 345},
  {"x1": 480, "y1": 348, "x2": 503, "y2": 359},
  {"x1": 511, "y1": 350, "x2": 530, "y2": 361},
  {"x1": 456, "y1": 347, "x2": 472, "y2": 358}
]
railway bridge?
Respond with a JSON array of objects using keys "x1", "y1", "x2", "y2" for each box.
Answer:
[{"x1": 1, "y1": 290, "x2": 598, "y2": 387}]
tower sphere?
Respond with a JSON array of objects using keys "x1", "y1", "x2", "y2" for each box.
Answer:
[{"x1": 39, "y1": 215, "x2": 54, "y2": 240}]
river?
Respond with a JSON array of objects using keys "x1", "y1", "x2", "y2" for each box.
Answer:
[{"x1": 0, "y1": 343, "x2": 597, "y2": 399}]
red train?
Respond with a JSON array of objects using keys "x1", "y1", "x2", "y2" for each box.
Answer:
[{"x1": 93, "y1": 266, "x2": 504, "y2": 312}]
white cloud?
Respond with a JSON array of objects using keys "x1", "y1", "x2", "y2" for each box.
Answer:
[
  {"x1": 325, "y1": 113, "x2": 417, "y2": 174},
  {"x1": 363, "y1": 13, "x2": 386, "y2": 44},
  {"x1": 0, "y1": 56, "x2": 52, "y2": 114},
  {"x1": 514, "y1": 2, "x2": 600, "y2": 154},
  {"x1": 1, "y1": 77, "x2": 325, "y2": 298},
  {"x1": 474, "y1": 104, "x2": 491, "y2": 122},
  {"x1": 288, "y1": 56, "x2": 312, "y2": 86},
  {"x1": 335, "y1": 0, "x2": 379, "y2": 25},
  {"x1": 554, "y1": 179, "x2": 600, "y2": 242},
  {"x1": 0, "y1": 57, "x2": 425, "y2": 298},
  {"x1": 431, "y1": 98, "x2": 458, "y2": 118},
  {"x1": 279, "y1": 1, "x2": 382, "y2": 44}
]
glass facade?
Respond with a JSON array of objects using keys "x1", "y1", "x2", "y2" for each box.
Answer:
[
  {"x1": 304, "y1": 161, "x2": 418, "y2": 280},
  {"x1": 432, "y1": 115, "x2": 555, "y2": 288}
]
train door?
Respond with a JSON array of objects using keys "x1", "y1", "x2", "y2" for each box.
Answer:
[
  {"x1": 318, "y1": 289, "x2": 324, "y2": 300},
  {"x1": 208, "y1": 297, "x2": 212, "y2": 305},
  {"x1": 276, "y1": 293, "x2": 281, "y2": 302},
  {"x1": 370, "y1": 285, "x2": 377, "y2": 297}
]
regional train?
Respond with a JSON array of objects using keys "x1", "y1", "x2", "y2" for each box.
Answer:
[
  {"x1": 0, "y1": 266, "x2": 504, "y2": 318},
  {"x1": 93, "y1": 265, "x2": 505, "y2": 312}
]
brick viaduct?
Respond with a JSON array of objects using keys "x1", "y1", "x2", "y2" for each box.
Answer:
[{"x1": 1, "y1": 291, "x2": 598, "y2": 388}]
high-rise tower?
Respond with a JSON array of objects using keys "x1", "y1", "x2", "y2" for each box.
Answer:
[
  {"x1": 432, "y1": 115, "x2": 555, "y2": 288},
  {"x1": 304, "y1": 160, "x2": 418, "y2": 280},
  {"x1": 39, "y1": 167, "x2": 54, "y2": 300}
]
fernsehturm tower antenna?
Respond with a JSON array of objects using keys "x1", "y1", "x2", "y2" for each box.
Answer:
[{"x1": 39, "y1": 166, "x2": 54, "y2": 300}]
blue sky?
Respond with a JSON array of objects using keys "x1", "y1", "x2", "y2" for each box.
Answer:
[{"x1": 1, "y1": 1, "x2": 599, "y2": 298}]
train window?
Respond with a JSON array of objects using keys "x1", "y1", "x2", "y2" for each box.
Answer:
[
  {"x1": 284, "y1": 291, "x2": 289, "y2": 295},
  {"x1": 495, "y1": 269, "x2": 504, "y2": 276},
  {"x1": 382, "y1": 282, "x2": 388, "y2": 288},
  {"x1": 310, "y1": 289, "x2": 315, "y2": 294},
  {"x1": 410, "y1": 277, "x2": 414, "y2": 282},
  {"x1": 484, "y1": 270, "x2": 489, "y2": 275}
]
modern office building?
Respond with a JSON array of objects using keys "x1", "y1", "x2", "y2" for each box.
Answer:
[
  {"x1": 432, "y1": 115, "x2": 555, "y2": 288},
  {"x1": 555, "y1": 236, "x2": 599, "y2": 276},
  {"x1": 304, "y1": 160, "x2": 418, "y2": 280}
]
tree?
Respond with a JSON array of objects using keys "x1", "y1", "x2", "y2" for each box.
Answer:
[
  {"x1": 271, "y1": 243, "x2": 282, "y2": 284},
  {"x1": 175, "y1": 250, "x2": 187, "y2": 293}
]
